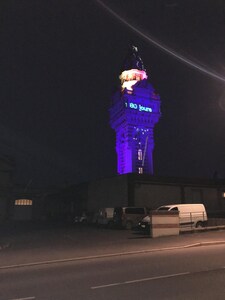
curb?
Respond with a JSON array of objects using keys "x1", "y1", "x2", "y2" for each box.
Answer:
[{"x1": 180, "y1": 225, "x2": 225, "y2": 234}]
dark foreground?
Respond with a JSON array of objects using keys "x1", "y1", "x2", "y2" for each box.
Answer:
[{"x1": 0, "y1": 222, "x2": 225, "y2": 300}]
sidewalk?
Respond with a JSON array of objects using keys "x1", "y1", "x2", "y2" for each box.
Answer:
[{"x1": 0, "y1": 223, "x2": 225, "y2": 269}]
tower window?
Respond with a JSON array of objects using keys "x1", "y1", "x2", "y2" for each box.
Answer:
[
  {"x1": 138, "y1": 149, "x2": 143, "y2": 160},
  {"x1": 138, "y1": 167, "x2": 143, "y2": 174}
]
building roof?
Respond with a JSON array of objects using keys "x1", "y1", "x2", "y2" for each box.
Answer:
[{"x1": 121, "y1": 45, "x2": 146, "y2": 72}]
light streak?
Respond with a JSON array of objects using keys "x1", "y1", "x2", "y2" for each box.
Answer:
[{"x1": 96, "y1": 0, "x2": 225, "y2": 83}]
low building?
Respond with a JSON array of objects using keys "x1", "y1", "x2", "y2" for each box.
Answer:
[
  {"x1": 87, "y1": 174, "x2": 225, "y2": 216},
  {"x1": 12, "y1": 185, "x2": 60, "y2": 221},
  {"x1": 0, "y1": 155, "x2": 14, "y2": 222},
  {"x1": 11, "y1": 174, "x2": 225, "y2": 222}
]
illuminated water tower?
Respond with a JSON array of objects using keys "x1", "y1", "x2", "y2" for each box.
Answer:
[{"x1": 109, "y1": 45, "x2": 161, "y2": 175}]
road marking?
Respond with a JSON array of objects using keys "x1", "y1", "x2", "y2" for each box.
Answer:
[
  {"x1": 9, "y1": 297, "x2": 35, "y2": 300},
  {"x1": 91, "y1": 272, "x2": 190, "y2": 289}
]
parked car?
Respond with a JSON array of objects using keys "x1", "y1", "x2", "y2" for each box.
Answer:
[
  {"x1": 113, "y1": 206, "x2": 148, "y2": 229},
  {"x1": 139, "y1": 203, "x2": 208, "y2": 231},
  {"x1": 73, "y1": 211, "x2": 88, "y2": 224},
  {"x1": 96, "y1": 208, "x2": 114, "y2": 227}
]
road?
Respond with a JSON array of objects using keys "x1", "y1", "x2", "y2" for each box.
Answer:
[{"x1": 1, "y1": 243, "x2": 225, "y2": 300}]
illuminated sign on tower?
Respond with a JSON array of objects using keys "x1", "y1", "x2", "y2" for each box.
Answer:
[{"x1": 109, "y1": 45, "x2": 161, "y2": 175}]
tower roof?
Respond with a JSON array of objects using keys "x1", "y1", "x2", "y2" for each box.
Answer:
[{"x1": 122, "y1": 45, "x2": 146, "y2": 72}]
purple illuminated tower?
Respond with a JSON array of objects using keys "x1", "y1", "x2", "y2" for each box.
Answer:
[{"x1": 109, "y1": 45, "x2": 161, "y2": 175}]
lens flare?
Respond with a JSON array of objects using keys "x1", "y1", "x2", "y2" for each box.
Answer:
[{"x1": 96, "y1": 0, "x2": 225, "y2": 83}]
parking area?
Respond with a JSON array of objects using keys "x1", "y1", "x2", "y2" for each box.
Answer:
[
  {"x1": 0, "y1": 221, "x2": 140, "y2": 251},
  {"x1": 1, "y1": 217, "x2": 225, "y2": 249},
  {"x1": 1, "y1": 220, "x2": 225, "y2": 268}
]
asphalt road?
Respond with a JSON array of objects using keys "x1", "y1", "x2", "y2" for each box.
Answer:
[{"x1": 0, "y1": 243, "x2": 225, "y2": 300}]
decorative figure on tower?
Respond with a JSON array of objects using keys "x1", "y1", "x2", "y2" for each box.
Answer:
[{"x1": 109, "y1": 45, "x2": 161, "y2": 175}]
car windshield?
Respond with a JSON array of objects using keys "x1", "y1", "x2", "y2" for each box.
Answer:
[
  {"x1": 114, "y1": 207, "x2": 122, "y2": 216},
  {"x1": 157, "y1": 207, "x2": 170, "y2": 211}
]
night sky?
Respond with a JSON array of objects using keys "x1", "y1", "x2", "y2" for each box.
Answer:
[{"x1": 1, "y1": 0, "x2": 225, "y2": 187}]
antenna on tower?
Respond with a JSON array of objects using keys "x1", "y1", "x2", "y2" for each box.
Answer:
[{"x1": 142, "y1": 135, "x2": 148, "y2": 167}]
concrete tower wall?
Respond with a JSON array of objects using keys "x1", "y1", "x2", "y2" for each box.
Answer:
[{"x1": 110, "y1": 46, "x2": 161, "y2": 176}]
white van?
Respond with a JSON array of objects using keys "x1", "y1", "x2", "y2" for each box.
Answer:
[
  {"x1": 157, "y1": 204, "x2": 208, "y2": 229},
  {"x1": 139, "y1": 203, "x2": 207, "y2": 231}
]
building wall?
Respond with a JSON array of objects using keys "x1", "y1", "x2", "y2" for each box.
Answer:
[
  {"x1": 0, "y1": 195, "x2": 8, "y2": 222},
  {"x1": 133, "y1": 180, "x2": 224, "y2": 213},
  {"x1": 37, "y1": 184, "x2": 89, "y2": 221},
  {"x1": 88, "y1": 175, "x2": 129, "y2": 212},
  {"x1": 0, "y1": 156, "x2": 14, "y2": 222},
  {"x1": 219, "y1": 189, "x2": 225, "y2": 211},
  {"x1": 86, "y1": 175, "x2": 225, "y2": 214},
  {"x1": 134, "y1": 183, "x2": 182, "y2": 209},
  {"x1": 183, "y1": 187, "x2": 219, "y2": 211},
  {"x1": 13, "y1": 204, "x2": 33, "y2": 221},
  {"x1": 13, "y1": 175, "x2": 224, "y2": 221}
]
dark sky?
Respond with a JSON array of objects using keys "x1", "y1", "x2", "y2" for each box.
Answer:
[{"x1": 0, "y1": 0, "x2": 225, "y2": 187}]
